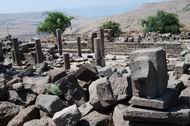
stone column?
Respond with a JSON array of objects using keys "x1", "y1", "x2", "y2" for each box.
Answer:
[
  {"x1": 91, "y1": 33, "x2": 97, "y2": 53},
  {"x1": 0, "y1": 43, "x2": 4, "y2": 62},
  {"x1": 12, "y1": 38, "x2": 22, "y2": 66},
  {"x1": 64, "y1": 53, "x2": 70, "y2": 70},
  {"x1": 77, "y1": 37, "x2": 82, "y2": 57},
  {"x1": 35, "y1": 38, "x2": 44, "y2": 64},
  {"x1": 11, "y1": 49, "x2": 15, "y2": 63},
  {"x1": 56, "y1": 29, "x2": 63, "y2": 55},
  {"x1": 94, "y1": 38, "x2": 105, "y2": 67},
  {"x1": 99, "y1": 28, "x2": 105, "y2": 57}
]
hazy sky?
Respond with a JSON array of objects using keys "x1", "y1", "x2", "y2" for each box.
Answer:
[{"x1": 0, "y1": 0, "x2": 166, "y2": 14}]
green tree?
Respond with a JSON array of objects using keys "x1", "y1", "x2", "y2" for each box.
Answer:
[
  {"x1": 100, "y1": 21, "x2": 122, "y2": 38},
  {"x1": 141, "y1": 11, "x2": 181, "y2": 34},
  {"x1": 37, "y1": 12, "x2": 74, "y2": 35}
]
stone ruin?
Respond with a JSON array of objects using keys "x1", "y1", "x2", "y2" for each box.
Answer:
[{"x1": 1, "y1": 28, "x2": 190, "y2": 126}]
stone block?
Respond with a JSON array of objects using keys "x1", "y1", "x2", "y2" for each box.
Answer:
[
  {"x1": 48, "y1": 68, "x2": 66, "y2": 82},
  {"x1": 130, "y1": 48, "x2": 168, "y2": 98},
  {"x1": 129, "y1": 89, "x2": 178, "y2": 110},
  {"x1": 123, "y1": 106, "x2": 190, "y2": 125}
]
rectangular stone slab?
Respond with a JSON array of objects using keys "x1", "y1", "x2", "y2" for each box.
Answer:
[
  {"x1": 129, "y1": 89, "x2": 178, "y2": 110},
  {"x1": 123, "y1": 106, "x2": 190, "y2": 125}
]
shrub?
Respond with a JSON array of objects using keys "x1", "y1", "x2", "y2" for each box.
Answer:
[
  {"x1": 37, "y1": 12, "x2": 74, "y2": 36},
  {"x1": 100, "y1": 21, "x2": 122, "y2": 38},
  {"x1": 44, "y1": 84, "x2": 61, "y2": 96},
  {"x1": 141, "y1": 11, "x2": 181, "y2": 34}
]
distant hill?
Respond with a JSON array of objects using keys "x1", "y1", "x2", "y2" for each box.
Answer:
[{"x1": 66, "y1": 0, "x2": 190, "y2": 35}]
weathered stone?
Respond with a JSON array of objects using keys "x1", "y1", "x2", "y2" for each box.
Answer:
[
  {"x1": 24, "y1": 117, "x2": 55, "y2": 126},
  {"x1": 168, "y1": 79, "x2": 185, "y2": 94},
  {"x1": 0, "y1": 102, "x2": 20, "y2": 126},
  {"x1": 179, "y1": 87, "x2": 190, "y2": 106},
  {"x1": 179, "y1": 74, "x2": 190, "y2": 87},
  {"x1": 94, "y1": 38, "x2": 105, "y2": 67},
  {"x1": 48, "y1": 68, "x2": 66, "y2": 82},
  {"x1": 174, "y1": 61, "x2": 185, "y2": 75},
  {"x1": 53, "y1": 104, "x2": 81, "y2": 126},
  {"x1": 35, "y1": 38, "x2": 44, "y2": 64},
  {"x1": 63, "y1": 53, "x2": 70, "y2": 70},
  {"x1": 130, "y1": 48, "x2": 168, "y2": 98},
  {"x1": 99, "y1": 28, "x2": 105, "y2": 58},
  {"x1": 129, "y1": 122, "x2": 177, "y2": 126},
  {"x1": 130, "y1": 89, "x2": 178, "y2": 109},
  {"x1": 12, "y1": 83, "x2": 25, "y2": 92},
  {"x1": 109, "y1": 72, "x2": 132, "y2": 101},
  {"x1": 113, "y1": 104, "x2": 129, "y2": 126},
  {"x1": 0, "y1": 43, "x2": 4, "y2": 62},
  {"x1": 12, "y1": 38, "x2": 22, "y2": 66},
  {"x1": 22, "y1": 76, "x2": 49, "y2": 94},
  {"x1": 23, "y1": 52, "x2": 36, "y2": 64},
  {"x1": 6, "y1": 77, "x2": 21, "y2": 89},
  {"x1": 79, "y1": 102, "x2": 93, "y2": 117},
  {"x1": 74, "y1": 63, "x2": 98, "y2": 82},
  {"x1": 35, "y1": 94, "x2": 65, "y2": 116},
  {"x1": 7, "y1": 105, "x2": 40, "y2": 126},
  {"x1": 98, "y1": 66, "x2": 113, "y2": 77},
  {"x1": 123, "y1": 106, "x2": 190, "y2": 125},
  {"x1": 112, "y1": 65, "x2": 128, "y2": 74},
  {"x1": 78, "y1": 111, "x2": 110, "y2": 126},
  {"x1": 57, "y1": 74, "x2": 87, "y2": 106},
  {"x1": 36, "y1": 62, "x2": 49, "y2": 75},
  {"x1": 56, "y1": 29, "x2": 63, "y2": 55},
  {"x1": 89, "y1": 77, "x2": 116, "y2": 110},
  {"x1": 77, "y1": 37, "x2": 82, "y2": 57},
  {"x1": 0, "y1": 79, "x2": 8, "y2": 100}
]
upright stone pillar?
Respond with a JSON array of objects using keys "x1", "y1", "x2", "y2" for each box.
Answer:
[
  {"x1": 77, "y1": 37, "x2": 82, "y2": 57},
  {"x1": 35, "y1": 38, "x2": 44, "y2": 64},
  {"x1": 91, "y1": 33, "x2": 97, "y2": 53},
  {"x1": 56, "y1": 29, "x2": 63, "y2": 55},
  {"x1": 64, "y1": 53, "x2": 70, "y2": 70},
  {"x1": 94, "y1": 38, "x2": 105, "y2": 67},
  {"x1": 0, "y1": 43, "x2": 4, "y2": 62},
  {"x1": 12, "y1": 38, "x2": 22, "y2": 66},
  {"x1": 99, "y1": 28, "x2": 105, "y2": 57}
]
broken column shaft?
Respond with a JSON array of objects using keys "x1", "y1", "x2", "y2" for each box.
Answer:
[
  {"x1": 56, "y1": 29, "x2": 63, "y2": 55},
  {"x1": 64, "y1": 53, "x2": 70, "y2": 70},
  {"x1": 94, "y1": 38, "x2": 105, "y2": 67},
  {"x1": 35, "y1": 38, "x2": 44, "y2": 64},
  {"x1": 77, "y1": 37, "x2": 82, "y2": 57},
  {"x1": 12, "y1": 38, "x2": 22, "y2": 66}
]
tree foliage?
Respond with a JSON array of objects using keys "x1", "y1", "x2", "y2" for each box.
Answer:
[
  {"x1": 37, "y1": 12, "x2": 74, "y2": 35},
  {"x1": 141, "y1": 11, "x2": 181, "y2": 34},
  {"x1": 100, "y1": 21, "x2": 122, "y2": 38}
]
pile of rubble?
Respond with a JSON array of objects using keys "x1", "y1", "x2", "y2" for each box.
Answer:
[{"x1": 1, "y1": 28, "x2": 190, "y2": 126}]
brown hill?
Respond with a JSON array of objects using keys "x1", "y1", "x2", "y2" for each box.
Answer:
[{"x1": 66, "y1": 0, "x2": 190, "y2": 34}]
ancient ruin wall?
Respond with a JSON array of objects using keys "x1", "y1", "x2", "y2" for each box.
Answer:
[{"x1": 63, "y1": 41, "x2": 183, "y2": 57}]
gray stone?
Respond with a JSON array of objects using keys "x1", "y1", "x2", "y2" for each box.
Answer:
[
  {"x1": 56, "y1": 29, "x2": 63, "y2": 55},
  {"x1": 130, "y1": 48, "x2": 168, "y2": 98},
  {"x1": 89, "y1": 77, "x2": 116, "y2": 110},
  {"x1": 74, "y1": 63, "x2": 98, "y2": 82},
  {"x1": 77, "y1": 37, "x2": 82, "y2": 57},
  {"x1": 64, "y1": 53, "x2": 70, "y2": 70},
  {"x1": 168, "y1": 79, "x2": 185, "y2": 94},
  {"x1": 53, "y1": 104, "x2": 81, "y2": 126},
  {"x1": 113, "y1": 104, "x2": 129, "y2": 126},
  {"x1": 78, "y1": 102, "x2": 93, "y2": 117},
  {"x1": 98, "y1": 66, "x2": 113, "y2": 77},
  {"x1": 22, "y1": 76, "x2": 49, "y2": 94},
  {"x1": 48, "y1": 68, "x2": 66, "y2": 82},
  {"x1": 57, "y1": 74, "x2": 87, "y2": 106},
  {"x1": 109, "y1": 73, "x2": 132, "y2": 101},
  {"x1": 179, "y1": 74, "x2": 190, "y2": 87},
  {"x1": 12, "y1": 38, "x2": 22, "y2": 66},
  {"x1": 0, "y1": 102, "x2": 20, "y2": 126},
  {"x1": 35, "y1": 38, "x2": 44, "y2": 64},
  {"x1": 174, "y1": 61, "x2": 185, "y2": 75},
  {"x1": 129, "y1": 122, "x2": 177, "y2": 126},
  {"x1": 179, "y1": 87, "x2": 190, "y2": 106},
  {"x1": 0, "y1": 79, "x2": 8, "y2": 100},
  {"x1": 78, "y1": 111, "x2": 110, "y2": 126},
  {"x1": 7, "y1": 105, "x2": 40, "y2": 126},
  {"x1": 123, "y1": 106, "x2": 190, "y2": 125},
  {"x1": 36, "y1": 62, "x2": 49, "y2": 75},
  {"x1": 94, "y1": 38, "x2": 105, "y2": 67},
  {"x1": 129, "y1": 88, "x2": 178, "y2": 109},
  {"x1": 35, "y1": 94, "x2": 65, "y2": 116},
  {"x1": 23, "y1": 117, "x2": 55, "y2": 126}
]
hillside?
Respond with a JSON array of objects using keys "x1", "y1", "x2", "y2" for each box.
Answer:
[{"x1": 65, "y1": 0, "x2": 190, "y2": 34}]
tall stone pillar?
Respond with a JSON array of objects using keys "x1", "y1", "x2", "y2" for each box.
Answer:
[
  {"x1": 99, "y1": 28, "x2": 105, "y2": 57},
  {"x1": 35, "y1": 38, "x2": 44, "y2": 64},
  {"x1": 0, "y1": 43, "x2": 4, "y2": 62},
  {"x1": 91, "y1": 33, "x2": 97, "y2": 53},
  {"x1": 64, "y1": 53, "x2": 70, "y2": 70},
  {"x1": 12, "y1": 38, "x2": 22, "y2": 66},
  {"x1": 77, "y1": 37, "x2": 82, "y2": 57},
  {"x1": 56, "y1": 29, "x2": 63, "y2": 55},
  {"x1": 94, "y1": 38, "x2": 105, "y2": 67}
]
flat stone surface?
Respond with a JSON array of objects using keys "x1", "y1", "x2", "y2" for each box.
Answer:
[
  {"x1": 48, "y1": 68, "x2": 66, "y2": 82},
  {"x1": 123, "y1": 106, "x2": 190, "y2": 125},
  {"x1": 129, "y1": 88, "x2": 178, "y2": 109}
]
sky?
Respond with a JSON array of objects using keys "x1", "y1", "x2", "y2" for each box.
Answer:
[{"x1": 0, "y1": 0, "x2": 167, "y2": 15}]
